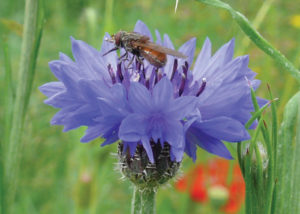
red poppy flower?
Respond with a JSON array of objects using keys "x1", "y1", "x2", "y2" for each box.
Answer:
[{"x1": 175, "y1": 159, "x2": 245, "y2": 213}]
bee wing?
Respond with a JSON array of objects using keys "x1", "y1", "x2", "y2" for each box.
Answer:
[
  {"x1": 129, "y1": 32, "x2": 151, "y2": 43},
  {"x1": 132, "y1": 41, "x2": 187, "y2": 59}
]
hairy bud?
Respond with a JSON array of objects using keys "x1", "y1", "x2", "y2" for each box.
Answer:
[{"x1": 118, "y1": 141, "x2": 181, "y2": 188}]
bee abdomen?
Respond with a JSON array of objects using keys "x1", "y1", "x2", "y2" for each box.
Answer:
[{"x1": 140, "y1": 48, "x2": 167, "y2": 68}]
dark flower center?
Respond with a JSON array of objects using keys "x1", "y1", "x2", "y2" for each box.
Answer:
[{"x1": 106, "y1": 58, "x2": 206, "y2": 97}]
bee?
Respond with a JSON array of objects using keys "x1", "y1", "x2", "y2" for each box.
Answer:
[{"x1": 103, "y1": 31, "x2": 187, "y2": 68}]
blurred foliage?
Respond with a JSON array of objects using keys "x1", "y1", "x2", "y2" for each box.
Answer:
[{"x1": 0, "y1": 0, "x2": 299, "y2": 213}]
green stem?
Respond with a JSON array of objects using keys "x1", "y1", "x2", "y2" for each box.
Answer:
[
  {"x1": 131, "y1": 186, "x2": 142, "y2": 214},
  {"x1": 140, "y1": 187, "x2": 156, "y2": 214},
  {"x1": 226, "y1": 159, "x2": 234, "y2": 185},
  {"x1": 237, "y1": 142, "x2": 245, "y2": 176},
  {"x1": 0, "y1": 126, "x2": 3, "y2": 214},
  {"x1": 196, "y1": 0, "x2": 300, "y2": 84},
  {"x1": 1, "y1": 37, "x2": 14, "y2": 214},
  {"x1": 244, "y1": 150, "x2": 253, "y2": 214},
  {"x1": 4, "y1": 0, "x2": 43, "y2": 212},
  {"x1": 262, "y1": 123, "x2": 275, "y2": 214},
  {"x1": 132, "y1": 186, "x2": 157, "y2": 214},
  {"x1": 3, "y1": 39, "x2": 14, "y2": 149},
  {"x1": 250, "y1": 118, "x2": 265, "y2": 212}
]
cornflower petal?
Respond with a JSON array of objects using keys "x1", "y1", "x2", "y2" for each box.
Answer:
[
  {"x1": 123, "y1": 141, "x2": 138, "y2": 157},
  {"x1": 141, "y1": 136, "x2": 154, "y2": 163},
  {"x1": 194, "y1": 117, "x2": 250, "y2": 142},
  {"x1": 193, "y1": 38, "x2": 212, "y2": 79},
  {"x1": 152, "y1": 77, "x2": 173, "y2": 106},
  {"x1": 163, "y1": 34, "x2": 175, "y2": 49},
  {"x1": 39, "y1": 82, "x2": 64, "y2": 97},
  {"x1": 184, "y1": 139, "x2": 197, "y2": 162},
  {"x1": 164, "y1": 120, "x2": 185, "y2": 161},
  {"x1": 178, "y1": 37, "x2": 196, "y2": 67},
  {"x1": 155, "y1": 29, "x2": 162, "y2": 45},
  {"x1": 48, "y1": 60, "x2": 78, "y2": 84},
  {"x1": 81, "y1": 84, "x2": 130, "y2": 143},
  {"x1": 134, "y1": 20, "x2": 153, "y2": 41},
  {"x1": 128, "y1": 82, "x2": 152, "y2": 114},
  {"x1": 119, "y1": 113, "x2": 148, "y2": 142},
  {"x1": 71, "y1": 37, "x2": 108, "y2": 79},
  {"x1": 162, "y1": 34, "x2": 176, "y2": 78},
  {"x1": 166, "y1": 96, "x2": 198, "y2": 120},
  {"x1": 198, "y1": 81, "x2": 250, "y2": 120},
  {"x1": 43, "y1": 91, "x2": 70, "y2": 108},
  {"x1": 186, "y1": 126, "x2": 233, "y2": 160},
  {"x1": 81, "y1": 124, "x2": 106, "y2": 143}
]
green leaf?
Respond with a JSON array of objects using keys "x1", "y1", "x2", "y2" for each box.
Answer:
[
  {"x1": 196, "y1": 0, "x2": 300, "y2": 84},
  {"x1": 0, "y1": 38, "x2": 15, "y2": 214},
  {"x1": 275, "y1": 91, "x2": 300, "y2": 213},
  {"x1": 4, "y1": 0, "x2": 44, "y2": 212},
  {"x1": 245, "y1": 100, "x2": 271, "y2": 130}
]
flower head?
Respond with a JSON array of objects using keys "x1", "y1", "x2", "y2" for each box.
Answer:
[{"x1": 40, "y1": 20, "x2": 265, "y2": 164}]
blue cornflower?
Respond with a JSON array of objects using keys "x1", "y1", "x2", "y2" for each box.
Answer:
[
  {"x1": 119, "y1": 77, "x2": 197, "y2": 163},
  {"x1": 40, "y1": 20, "x2": 265, "y2": 164}
]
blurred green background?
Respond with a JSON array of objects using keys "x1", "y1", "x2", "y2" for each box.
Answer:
[{"x1": 0, "y1": 0, "x2": 299, "y2": 213}]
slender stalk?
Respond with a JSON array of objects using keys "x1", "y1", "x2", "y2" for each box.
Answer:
[
  {"x1": 3, "y1": 39, "x2": 14, "y2": 147},
  {"x1": 262, "y1": 122, "x2": 275, "y2": 214},
  {"x1": 131, "y1": 186, "x2": 156, "y2": 214},
  {"x1": 4, "y1": 0, "x2": 43, "y2": 212},
  {"x1": 237, "y1": 142, "x2": 245, "y2": 176},
  {"x1": 131, "y1": 186, "x2": 142, "y2": 214},
  {"x1": 1, "y1": 37, "x2": 14, "y2": 214},
  {"x1": 2, "y1": 38, "x2": 15, "y2": 99},
  {"x1": 0, "y1": 127, "x2": 4, "y2": 214},
  {"x1": 250, "y1": 117, "x2": 265, "y2": 212},
  {"x1": 226, "y1": 160, "x2": 234, "y2": 185},
  {"x1": 244, "y1": 150, "x2": 252, "y2": 214},
  {"x1": 140, "y1": 187, "x2": 156, "y2": 214}
]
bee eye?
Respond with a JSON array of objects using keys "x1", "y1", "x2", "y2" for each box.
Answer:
[{"x1": 115, "y1": 32, "x2": 122, "y2": 46}]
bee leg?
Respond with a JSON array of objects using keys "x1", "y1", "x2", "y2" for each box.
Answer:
[
  {"x1": 119, "y1": 52, "x2": 128, "y2": 61},
  {"x1": 135, "y1": 56, "x2": 145, "y2": 71},
  {"x1": 126, "y1": 55, "x2": 135, "y2": 69},
  {"x1": 136, "y1": 56, "x2": 144, "y2": 66}
]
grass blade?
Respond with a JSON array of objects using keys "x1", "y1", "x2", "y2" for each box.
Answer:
[
  {"x1": 1, "y1": 37, "x2": 15, "y2": 214},
  {"x1": 4, "y1": 0, "x2": 44, "y2": 212}
]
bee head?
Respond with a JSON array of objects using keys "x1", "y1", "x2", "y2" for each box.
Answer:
[
  {"x1": 114, "y1": 31, "x2": 125, "y2": 47},
  {"x1": 105, "y1": 31, "x2": 124, "y2": 47}
]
